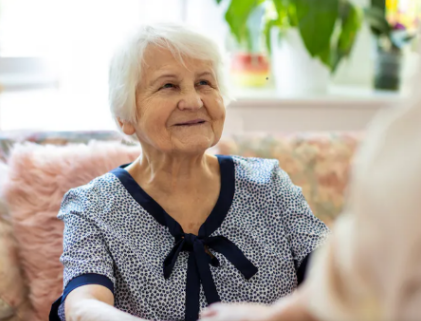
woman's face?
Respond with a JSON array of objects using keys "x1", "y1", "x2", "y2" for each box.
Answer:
[{"x1": 124, "y1": 45, "x2": 226, "y2": 156}]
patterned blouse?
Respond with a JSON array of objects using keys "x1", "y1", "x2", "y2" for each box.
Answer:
[{"x1": 49, "y1": 156, "x2": 329, "y2": 321}]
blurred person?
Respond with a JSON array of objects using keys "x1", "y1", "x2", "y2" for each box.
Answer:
[
  {"x1": 48, "y1": 23, "x2": 329, "y2": 321},
  {"x1": 200, "y1": 39, "x2": 421, "y2": 321}
]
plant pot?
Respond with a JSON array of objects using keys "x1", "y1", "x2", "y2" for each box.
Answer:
[
  {"x1": 230, "y1": 53, "x2": 270, "y2": 88},
  {"x1": 374, "y1": 49, "x2": 403, "y2": 91},
  {"x1": 271, "y1": 29, "x2": 330, "y2": 96}
]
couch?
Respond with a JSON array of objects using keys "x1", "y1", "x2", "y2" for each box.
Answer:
[{"x1": 0, "y1": 130, "x2": 361, "y2": 321}]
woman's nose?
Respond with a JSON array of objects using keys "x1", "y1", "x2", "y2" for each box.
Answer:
[{"x1": 178, "y1": 89, "x2": 204, "y2": 110}]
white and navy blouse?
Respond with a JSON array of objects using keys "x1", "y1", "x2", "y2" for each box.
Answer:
[{"x1": 49, "y1": 156, "x2": 329, "y2": 321}]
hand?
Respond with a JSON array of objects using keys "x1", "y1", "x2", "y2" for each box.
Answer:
[
  {"x1": 199, "y1": 292, "x2": 318, "y2": 321},
  {"x1": 200, "y1": 302, "x2": 277, "y2": 321}
]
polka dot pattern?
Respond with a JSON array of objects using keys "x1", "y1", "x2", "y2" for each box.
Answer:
[{"x1": 58, "y1": 156, "x2": 329, "y2": 320}]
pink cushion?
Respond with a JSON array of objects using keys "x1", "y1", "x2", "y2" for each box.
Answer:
[
  {"x1": 0, "y1": 162, "x2": 32, "y2": 321},
  {"x1": 4, "y1": 142, "x2": 140, "y2": 321}
]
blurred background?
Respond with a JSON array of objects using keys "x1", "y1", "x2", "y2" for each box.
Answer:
[
  {"x1": 0, "y1": 0, "x2": 420, "y2": 134},
  {"x1": 0, "y1": 4, "x2": 420, "y2": 318}
]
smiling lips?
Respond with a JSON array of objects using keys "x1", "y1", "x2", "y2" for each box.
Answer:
[{"x1": 174, "y1": 119, "x2": 207, "y2": 126}]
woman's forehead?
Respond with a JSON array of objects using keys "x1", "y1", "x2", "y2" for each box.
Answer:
[{"x1": 142, "y1": 45, "x2": 214, "y2": 75}]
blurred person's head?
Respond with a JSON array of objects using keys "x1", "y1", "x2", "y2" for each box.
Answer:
[{"x1": 108, "y1": 23, "x2": 232, "y2": 157}]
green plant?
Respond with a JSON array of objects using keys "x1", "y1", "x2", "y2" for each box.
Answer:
[
  {"x1": 215, "y1": 0, "x2": 363, "y2": 73},
  {"x1": 364, "y1": 3, "x2": 416, "y2": 52},
  {"x1": 222, "y1": 0, "x2": 266, "y2": 53}
]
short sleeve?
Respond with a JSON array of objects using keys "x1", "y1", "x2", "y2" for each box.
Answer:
[
  {"x1": 274, "y1": 167, "x2": 330, "y2": 267},
  {"x1": 58, "y1": 188, "x2": 116, "y2": 288},
  {"x1": 49, "y1": 188, "x2": 116, "y2": 321}
]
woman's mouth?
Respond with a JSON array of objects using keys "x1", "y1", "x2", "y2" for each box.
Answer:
[{"x1": 174, "y1": 119, "x2": 207, "y2": 126}]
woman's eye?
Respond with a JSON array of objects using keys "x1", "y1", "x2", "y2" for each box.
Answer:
[
  {"x1": 197, "y1": 80, "x2": 210, "y2": 86},
  {"x1": 161, "y1": 83, "x2": 175, "y2": 89}
]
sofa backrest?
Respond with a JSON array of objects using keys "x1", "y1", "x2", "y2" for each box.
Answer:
[{"x1": 1, "y1": 132, "x2": 361, "y2": 320}]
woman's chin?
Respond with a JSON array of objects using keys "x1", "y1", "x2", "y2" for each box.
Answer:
[{"x1": 171, "y1": 136, "x2": 218, "y2": 155}]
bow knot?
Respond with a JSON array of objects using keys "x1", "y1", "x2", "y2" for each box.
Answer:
[
  {"x1": 163, "y1": 233, "x2": 258, "y2": 321},
  {"x1": 179, "y1": 233, "x2": 202, "y2": 251}
]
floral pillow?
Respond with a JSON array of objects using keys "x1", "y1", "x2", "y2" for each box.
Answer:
[{"x1": 216, "y1": 132, "x2": 362, "y2": 225}]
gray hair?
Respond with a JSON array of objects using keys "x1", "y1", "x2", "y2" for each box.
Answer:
[{"x1": 108, "y1": 23, "x2": 233, "y2": 131}]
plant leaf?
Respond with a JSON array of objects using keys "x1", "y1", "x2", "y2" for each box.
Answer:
[
  {"x1": 263, "y1": 0, "x2": 289, "y2": 53},
  {"x1": 293, "y1": 0, "x2": 339, "y2": 57},
  {"x1": 273, "y1": 0, "x2": 299, "y2": 27},
  {"x1": 364, "y1": 7, "x2": 391, "y2": 36},
  {"x1": 263, "y1": 19, "x2": 277, "y2": 54},
  {"x1": 287, "y1": 2, "x2": 299, "y2": 27},
  {"x1": 272, "y1": 0, "x2": 288, "y2": 13},
  {"x1": 215, "y1": 0, "x2": 224, "y2": 4},
  {"x1": 318, "y1": 44, "x2": 332, "y2": 69},
  {"x1": 370, "y1": 0, "x2": 385, "y2": 13},
  {"x1": 244, "y1": 26, "x2": 254, "y2": 52},
  {"x1": 225, "y1": 0, "x2": 257, "y2": 45},
  {"x1": 331, "y1": 1, "x2": 362, "y2": 72}
]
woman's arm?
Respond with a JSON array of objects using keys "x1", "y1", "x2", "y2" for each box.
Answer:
[
  {"x1": 65, "y1": 285, "x2": 141, "y2": 321},
  {"x1": 270, "y1": 287, "x2": 318, "y2": 321},
  {"x1": 200, "y1": 290, "x2": 319, "y2": 321},
  {"x1": 53, "y1": 188, "x2": 142, "y2": 321}
]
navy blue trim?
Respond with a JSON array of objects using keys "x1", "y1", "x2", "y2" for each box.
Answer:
[
  {"x1": 49, "y1": 298, "x2": 62, "y2": 321},
  {"x1": 63, "y1": 274, "x2": 114, "y2": 302},
  {"x1": 49, "y1": 274, "x2": 114, "y2": 321},
  {"x1": 199, "y1": 155, "x2": 235, "y2": 237},
  {"x1": 110, "y1": 155, "x2": 235, "y2": 238},
  {"x1": 296, "y1": 252, "x2": 312, "y2": 286},
  {"x1": 163, "y1": 233, "x2": 258, "y2": 321},
  {"x1": 110, "y1": 165, "x2": 167, "y2": 226},
  {"x1": 110, "y1": 155, "x2": 258, "y2": 321}
]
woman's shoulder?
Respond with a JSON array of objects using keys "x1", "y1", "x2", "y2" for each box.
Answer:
[
  {"x1": 58, "y1": 172, "x2": 122, "y2": 219},
  {"x1": 64, "y1": 172, "x2": 121, "y2": 198},
  {"x1": 230, "y1": 155, "x2": 285, "y2": 184},
  {"x1": 230, "y1": 155, "x2": 279, "y2": 166}
]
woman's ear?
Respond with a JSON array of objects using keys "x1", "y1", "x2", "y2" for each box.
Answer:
[{"x1": 117, "y1": 118, "x2": 136, "y2": 136}]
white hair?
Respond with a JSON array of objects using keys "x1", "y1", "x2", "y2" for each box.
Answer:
[{"x1": 108, "y1": 23, "x2": 233, "y2": 132}]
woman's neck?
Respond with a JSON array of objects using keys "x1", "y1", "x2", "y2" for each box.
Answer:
[{"x1": 127, "y1": 149, "x2": 219, "y2": 195}]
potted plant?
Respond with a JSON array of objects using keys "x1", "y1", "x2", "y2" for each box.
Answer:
[
  {"x1": 215, "y1": 0, "x2": 363, "y2": 94},
  {"x1": 218, "y1": 0, "x2": 271, "y2": 88},
  {"x1": 364, "y1": 0, "x2": 418, "y2": 90}
]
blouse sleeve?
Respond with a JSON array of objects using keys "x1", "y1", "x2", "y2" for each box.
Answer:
[
  {"x1": 59, "y1": 188, "x2": 116, "y2": 289},
  {"x1": 50, "y1": 187, "x2": 116, "y2": 321},
  {"x1": 274, "y1": 167, "x2": 330, "y2": 268}
]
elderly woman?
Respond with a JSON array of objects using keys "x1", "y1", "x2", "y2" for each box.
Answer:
[{"x1": 49, "y1": 23, "x2": 329, "y2": 321}]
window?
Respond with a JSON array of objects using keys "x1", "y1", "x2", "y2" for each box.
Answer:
[
  {"x1": 0, "y1": 0, "x2": 225, "y2": 131},
  {"x1": 0, "y1": 0, "x2": 189, "y2": 90},
  {"x1": 0, "y1": 0, "x2": 411, "y2": 133}
]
